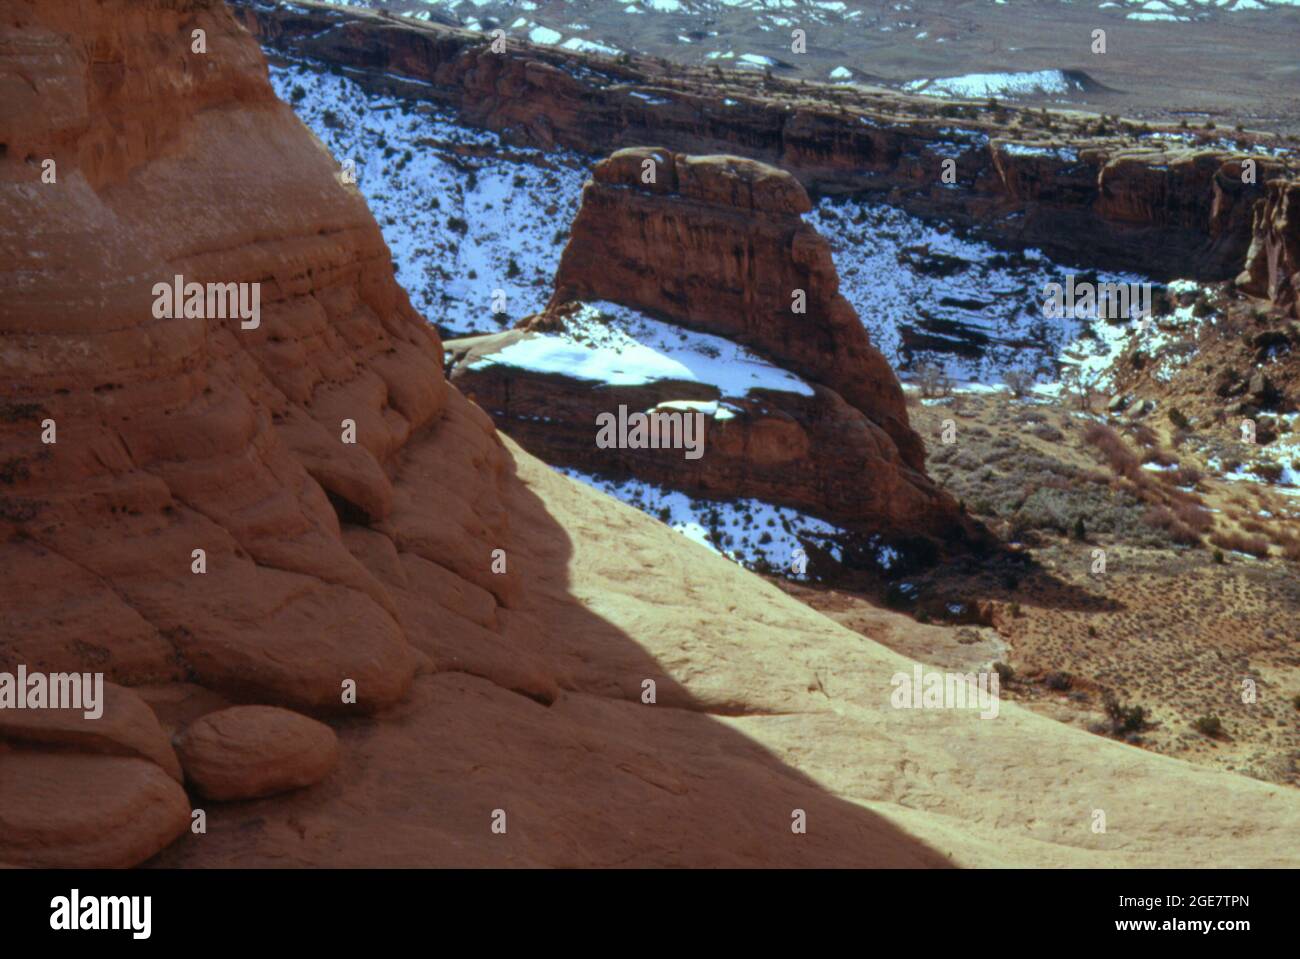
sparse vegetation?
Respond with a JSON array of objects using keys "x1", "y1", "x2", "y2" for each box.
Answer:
[
  {"x1": 1192, "y1": 715, "x2": 1223, "y2": 738},
  {"x1": 1103, "y1": 693, "x2": 1147, "y2": 736}
]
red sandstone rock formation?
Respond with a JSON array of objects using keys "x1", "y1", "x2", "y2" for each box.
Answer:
[
  {"x1": 0, "y1": 0, "x2": 520, "y2": 866},
  {"x1": 4, "y1": 0, "x2": 1298, "y2": 875},
  {"x1": 553, "y1": 147, "x2": 925, "y2": 471},
  {"x1": 1237, "y1": 178, "x2": 1300, "y2": 319},
  {"x1": 447, "y1": 147, "x2": 965, "y2": 540},
  {"x1": 176, "y1": 706, "x2": 338, "y2": 801},
  {"x1": 447, "y1": 326, "x2": 959, "y2": 541}
]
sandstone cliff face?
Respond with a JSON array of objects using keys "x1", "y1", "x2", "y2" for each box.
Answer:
[
  {"x1": 1237, "y1": 178, "x2": 1300, "y2": 319},
  {"x1": 231, "y1": 0, "x2": 1295, "y2": 282},
  {"x1": 0, "y1": 0, "x2": 520, "y2": 865}
]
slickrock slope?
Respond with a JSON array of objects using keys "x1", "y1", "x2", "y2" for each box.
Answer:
[
  {"x1": 231, "y1": 0, "x2": 1296, "y2": 281},
  {"x1": 2, "y1": 0, "x2": 1297, "y2": 869}
]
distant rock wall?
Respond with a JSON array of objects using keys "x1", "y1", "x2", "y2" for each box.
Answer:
[{"x1": 231, "y1": 0, "x2": 1296, "y2": 282}]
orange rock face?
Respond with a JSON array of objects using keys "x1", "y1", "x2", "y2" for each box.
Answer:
[
  {"x1": 0, "y1": 0, "x2": 520, "y2": 864},
  {"x1": 551, "y1": 147, "x2": 927, "y2": 473}
]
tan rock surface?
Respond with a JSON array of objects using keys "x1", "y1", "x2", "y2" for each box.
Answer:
[{"x1": 151, "y1": 445, "x2": 1300, "y2": 868}]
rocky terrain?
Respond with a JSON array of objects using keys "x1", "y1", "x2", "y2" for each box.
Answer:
[
  {"x1": 232, "y1": 0, "x2": 1296, "y2": 281},
  {"x1": 0, "y1": 0, "x2": 1296, "y2": 871},
  {"x1": 283, "y1": 0, "x2": 1300, "y2": 137}
]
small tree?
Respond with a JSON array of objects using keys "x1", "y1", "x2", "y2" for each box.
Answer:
[
  {"x1": 1062, "y1": 364, "x2": 1100, "y2": 413},
  {"x1": 1002, "y1": 369, "x2": 1033, "y2": 399}
]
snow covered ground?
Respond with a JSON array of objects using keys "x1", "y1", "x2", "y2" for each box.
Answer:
[
  {"x1": 553, "y1": 466, "x2": 857, "y2": 579},
  {"x1": 268, "y1": 60, "x2": 588, "y2": 337},
  {"x1": 467, "y1": 301, "x2": 813, "y2": 401},
  {"x1": 310, "y1": 0, "x2": 1300, "y2": 72},
  {"x1": 903, "y1": 69, "x2": 1085, "y2": 99},
  {"x1": 808, "y1": 199, "x2": 1152, "y2": 384}
]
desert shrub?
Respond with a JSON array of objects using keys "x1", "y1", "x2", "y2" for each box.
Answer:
[
  {"x1": 1250, "y1": 461, "x2": 1284, "y2": 484},
  {"x1": 1044, "y1": 671, "x2": 1073, "y2": 691},
  {"x1": 1083, "y1": 423, "x2": 1139, "y2": 479},
  {"x1": 1002, "y1": 369, "x2": 1033, "y2": 398},
  {"x1": 993, "y1": 662, "x2": 1015, "y2": 684},
  {"x1": 1128, "y1": 423, "x2": 1158, "y2": 447},
  {"x1": 1167, "y1": 407, "x2": 1190, "y2": 430},
  {"x1": 1170, "y1": 498, "x2": 1213, "y2": 533},
  {"x1": 1102, "y1": 693, "x2": 1147, "y2": 735},
  {"x1": 1213, "y1": 548, "x2": 1226, "y2": 564},
  {"x1": 1210, "y1": 530, "x2": 1270, "y2": 558},
  {"x1": 1141, "y1": 506, "x2": 1200, "y2": 546},
  {"x1": 1192, "y1": 715, "x2": 1223, "y2": 738}
]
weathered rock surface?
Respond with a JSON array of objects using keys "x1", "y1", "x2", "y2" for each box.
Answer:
[
  {"x1": 0, "y1": 0, "x2": 517, "y2": 864},
  {"x1": 0, "y1": 750, "x2": 191, "y2": 869},
  {"x1": 176, "y1": 706, "x2": 338, "y2": 801},
  {"x1": 231, "y1": 0, "x2": 1296, "y2": 281},
  {"x1": 1238, "y1": 178, "x2": 1300, "y2": 319},
  {"x1": 552, "y1": 148, "x2": 924, "y2": 471},
  {"x1": 0, "y1": 681, "x2": 183, "y2": 782},
  {"x1": 447, "y1": 149, "x2": 965, "y2": 540}
]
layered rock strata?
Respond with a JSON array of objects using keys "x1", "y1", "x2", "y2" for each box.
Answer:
[{"x1": 231, "y1": 0, "x2": 1297, "y2": 281}]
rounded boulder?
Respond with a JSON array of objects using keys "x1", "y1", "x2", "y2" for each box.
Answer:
[{"x1": 176, "y1": 706, "x2": 339, "y2": 801}]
